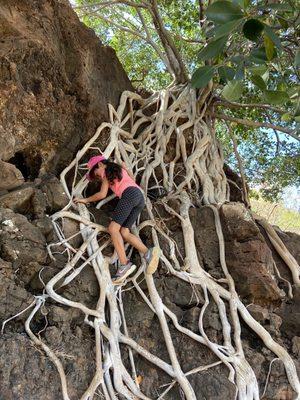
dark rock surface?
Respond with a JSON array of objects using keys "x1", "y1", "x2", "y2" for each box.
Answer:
[{"x1": 0, "y1": 0, "x2": 132, "y2": 178}]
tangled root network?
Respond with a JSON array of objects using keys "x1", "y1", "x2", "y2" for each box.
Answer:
[{"x1": 8, "y1": 85, "x2": 300, "y2": 400}]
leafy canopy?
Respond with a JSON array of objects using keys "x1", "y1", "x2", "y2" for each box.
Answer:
[{"x1": 74, "y1": 0, "x2": 300, "y2": 200}]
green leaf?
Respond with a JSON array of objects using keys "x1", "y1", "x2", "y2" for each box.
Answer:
[
  {"x1": 248, "y1": 65, "x2": 268, "y2": 76},
  {"x1": 295, "y1": 50, "x2": 300, "y2": 67},
  {"x1": 264, "y1": 34, "x2": 275, "y2": 61},
  {"x1": 260, "y1": 3, "x2": 294, "y2": 11},
  {"x1": 191, "y1": 66, "x2": 215, "y2": 88},
  {"x1": 234, "y1": 0, "x2": 251, "y2": 9},
  {"x1": 206, "y1": 1, "x2": 244, "y2": 25},
  {"x1": 235, "y1": 63, "x2": 245, "y2": 80},
  {"x1": 211, "y1": 19, "x2": 243, "y2": 40},
  {"x1": 218, "y1": 66, "x2": 235, "y2": 83},
  {"x1": 277, "y1": 17, "x2": 288, "y2": 29},
  {"x1": 251, "y1": 75, "x2": 266, "y2": 90},
  {"x1": 222, "y1": 80, "x2": 243, "y2": 101},
  {"x1": 263, "y1": 90, "x2": 289, "y2": 105},
  {"x1": 250, "y1": 47, "x2": 268, "y2": 64},
  {"x1": 243, "y1": 19, "x2": 264, "y2": 41},
  {"x1": 263, "y1": 25, "x2": 282, "y2": 50},
  {"x1": 198, "y1": 36, "x2": 228, "y2": 61},
  {"x1": 281, "y1": 113, "x2": 292, "y2": 122}
]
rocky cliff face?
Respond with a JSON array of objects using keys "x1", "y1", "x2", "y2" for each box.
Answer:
[
  {"x1": 0, "y1": 1, "x2": 299, "y2": 400},
  {"x1": 0, "y1": 0, "x2": 132, "y2": 182}
]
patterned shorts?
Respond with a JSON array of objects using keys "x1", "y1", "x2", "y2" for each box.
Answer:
[{"x1": 112, "y1": 187, "x2": 145, "y2": 228}]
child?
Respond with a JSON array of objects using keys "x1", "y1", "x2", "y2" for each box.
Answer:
[{"x1": 74, "y1": 155, "x2": 160, "y2": 283}]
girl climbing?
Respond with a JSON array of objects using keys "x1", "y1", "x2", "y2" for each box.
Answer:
[{"x1": 74, "y1": 155, "x2": 160, "y2": 283}]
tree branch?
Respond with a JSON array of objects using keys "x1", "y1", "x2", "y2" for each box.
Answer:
[
  {"x1": 148, "y1": 0, "x2": 188, "y2": 83},
  {"x1": 74, "y1": 0, "x2": 149, "y2": 11},
  {"x1": 198, "y1": 0, "x2": 205, "y2": 28},
  {"x1": 212, "y1": 113, "x2": 300, "y2": 141},
  {"x1": 214, "y1": 99, "x2": 284, "y2": 114}
]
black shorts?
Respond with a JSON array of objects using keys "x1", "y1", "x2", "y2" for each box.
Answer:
[{"x1": 112, "y1": 187, "x2": 145, "y2": 228}]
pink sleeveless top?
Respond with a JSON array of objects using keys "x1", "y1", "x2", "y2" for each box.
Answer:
[{"x1": 100, "y1": 168, "x2": 140, "y2": 198}]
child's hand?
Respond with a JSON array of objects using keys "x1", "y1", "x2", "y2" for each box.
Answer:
[{"x1": 73, "y1": 197, "x2": 89, "y2": 205}]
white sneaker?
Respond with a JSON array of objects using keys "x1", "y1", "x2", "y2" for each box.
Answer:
[{"x1": 112, "y1": 262, "x2": 136, "y2": 284}]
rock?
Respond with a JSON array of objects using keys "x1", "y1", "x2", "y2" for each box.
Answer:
[
  {"x1": 60, "y1": 217, "x2": 82, "y2": 248},
  {"x1": 0, "y1": 160, "x2": 24, "y2": 191},
  {"x1": 124, "y1": 298, "x2": 155, "y2": 329},
  {"x1": 190, "y1": 206, "x2": 220, "y2": 276},
  {"x1": 18, "y1": 262, "x2": 42, "y2": 287},
  {"x1": 49, "y1": 305, "x2": 82, "y2": 326},
  {"x1": 269, "y1": 313, "x2": 282, "y2": 331},
  {"x1": 31, "y1": 188, "x2": 48, "y2": 218},
  {"x1": 0, "y1": 128, "x2": 15, "y2": 160},
  {"x1": 263, "y1": 359, "x2": 297, "y2": 400},
  {"x1": 0, "y1": 0, "x2": 132, "y2": 176},
  {"x1": 279, "y1": 287, "x2": 300, "y2": 338},
  {"x1": 0, "y1": 187, "x2": 35, "y2": 214},
  {"x1": 203, "y1": 302, "x2": 222, "y2": 331},
  {"x1": 33, "y1": 216, "x2": 54, "y2": 241},
  {"x1": 0, "y1": 333, "x2": 64, "y2": 400},
  {"x1": 182, "y1": 307, "x2": 201, "y2": 332},
  {"x1": 0, "y1": 268, "x2": 34, "y2": 320},
  {"x1": 247, "y1": 304, "x2": 269, "y2": 323},
  {"x1": 188, "y1": 367, "x2": 236, "y2": 400},
  {"x1": 163, "y1": 276, "x2": 203, "y2": 308},
  {"x1": 44, "y1": 326, "x2": 62, "y2": 344},
  {"x1": 220, "y1": 203, "x2": 283, "y2": 306},
  {"x1": 0, "y1": 208, "x2": 47, "y2": 266},
  {"x1": 292, "y1": 336, "x2": 300, "y2": 357},
  {"x1": 221, "y1": 203, "x2": 260, "y2": 241},
  {"x1": 0, "y1": 258, "x2": 14, "y2": 280},
  {"x1": 40, "y1": 176, "x2": 69, "y2": 212}
]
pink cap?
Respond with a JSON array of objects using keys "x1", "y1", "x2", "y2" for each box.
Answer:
[{"x1": 85, "y1": 155, "x2": 106, "y2": 181}]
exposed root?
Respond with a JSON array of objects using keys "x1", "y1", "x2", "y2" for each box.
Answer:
[
  {"x1": 253, "y1": 214, "x2": 300, "y2": 288},
  {"x1": 10, "y1": 85, "x2": 300, "y2": 399}
]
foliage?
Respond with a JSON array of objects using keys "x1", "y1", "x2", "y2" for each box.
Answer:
[
  {"x1": 251, "y1": 197, "x2": 300, "y2": 234},
  {"x1": 73, "y1": 0, "x2": 300, "y2": 201}
]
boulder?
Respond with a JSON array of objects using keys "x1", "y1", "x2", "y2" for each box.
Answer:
[
  {"x1": 0, "y1": 187, "x2": 34, "y2": 214},
  {"x1": 220, "y1": 203, "x2": 283, "y2": 306},
  {"x1": 0, "y1": 208, "x2": 47, "y2": 267},
  {"x1": 40, "y1": 176, "x2": 69, "y2": 212},
  {"x1": 247, "y1": 304, "x2": 269, "y2": 323},
  {"x1": 0, "y1": 160, "x2": 24, "y2": 190},
  {"x1": 0, "y1": 259, "x2": 33, "y2": 321},
  {"x1": 292, "y1": 336, "x2": 300, "y2": 357}
]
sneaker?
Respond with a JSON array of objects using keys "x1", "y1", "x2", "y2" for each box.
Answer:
[
  {"x1": 144, "y1": 247, "x2": 161, "y2": 275},
  {"x1": 112, "y1": 262, "x2": 136, "y2": 284}
]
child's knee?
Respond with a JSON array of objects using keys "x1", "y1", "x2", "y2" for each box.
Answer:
[
  {"x1": 108, "y1": 222, "x2": 120, "y2": 235},
  {"x1": 120, "y1": 227, "x2": 130, "y2": 239}
]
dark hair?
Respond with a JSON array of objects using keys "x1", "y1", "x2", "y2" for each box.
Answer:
[{"x1": 89, "y1": 159, "x2": 122, "y2": 183}]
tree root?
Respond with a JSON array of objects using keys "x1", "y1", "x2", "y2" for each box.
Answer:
[{"x1": 6, "y1": 85, "x2": 300, "y2": 399}]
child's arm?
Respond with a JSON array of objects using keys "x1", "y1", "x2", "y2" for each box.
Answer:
[{"x1": 74, "y1": 177, "x2": 109, "y2": 204}]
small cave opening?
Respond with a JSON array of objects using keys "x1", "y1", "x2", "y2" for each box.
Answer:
[{"x1": 9, "y1": 150, "x2": 42, "y2": 181}]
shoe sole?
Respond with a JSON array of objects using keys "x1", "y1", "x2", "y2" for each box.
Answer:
[
  {"x1": 146, "y1": 247, "x2": 161, "y2": 275},
  {"x1": 112, "y1": 265, "x2": 136, "y2": 285}
]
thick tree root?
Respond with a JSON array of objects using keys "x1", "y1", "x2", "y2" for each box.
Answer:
[{"x1": 5, "y1": 85, "x2": 300, "y2": 400}]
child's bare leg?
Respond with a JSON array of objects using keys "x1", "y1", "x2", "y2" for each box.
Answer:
[
  {"x1": 120, "y1": 227, "x2": 148, "y2": 254},
  {"x1": 108, "y1": 222, "x2": 128, "y2": 265}
]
